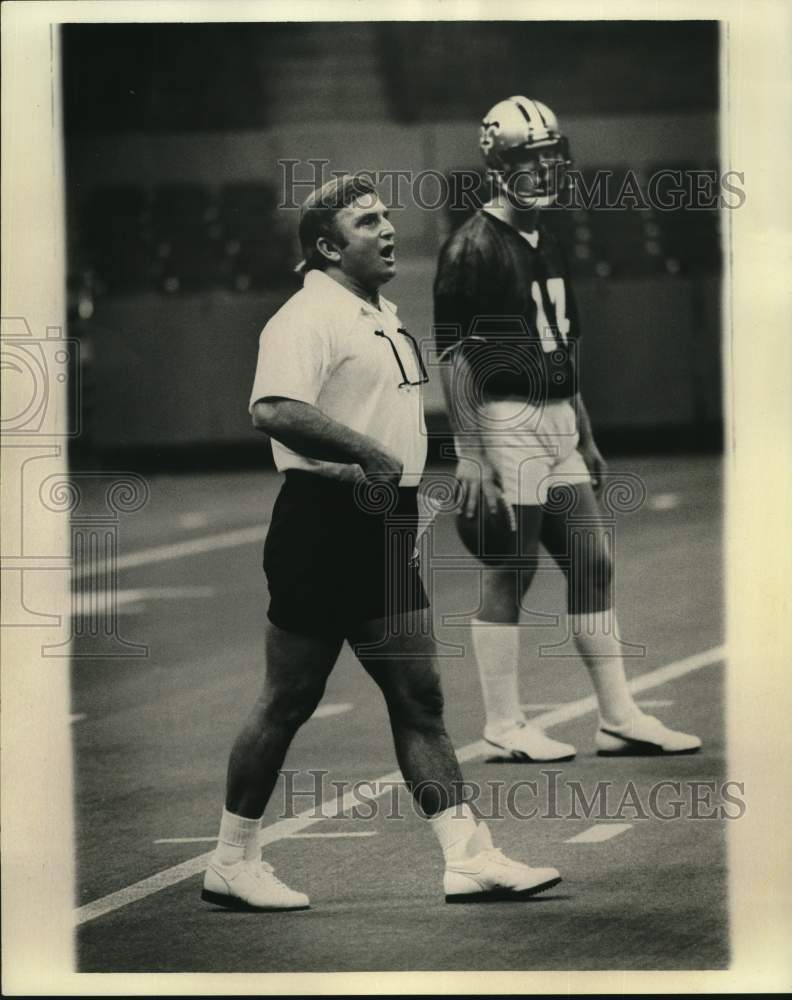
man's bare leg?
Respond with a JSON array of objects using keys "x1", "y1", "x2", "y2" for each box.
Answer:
[
  {"x1": 349, "y1": 609, "x2": 463, "y2": 816},
  {"x1": 203, "y1": 622, "x2": 341, "y2": 911},
  {"x1": 348, "y1": 608, "x2": 561, "y2": 901},
  {"x1": 225, "y1": 622, "x2": 342, "y2": 819}
]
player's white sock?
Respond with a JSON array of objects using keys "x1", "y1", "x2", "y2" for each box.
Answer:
[
  {"x1": 570, "y1": 609, "x2": 637, "y2": 726},
  {"x1": 213, "y1": 807, "x2": 262, "y2": 865},
  {"x1": 470, "y1": 618, "x2": 526, "y2": 731},
  {"x1": 428, "y1": 802, "x2": 480, "y2": 863}
]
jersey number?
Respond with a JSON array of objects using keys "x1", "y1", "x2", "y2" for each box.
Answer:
[{"x1": 531, "y1": 277, "x2": 570, "y2": 352}]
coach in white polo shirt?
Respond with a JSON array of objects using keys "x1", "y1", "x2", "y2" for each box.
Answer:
[
  {"x1": 251, "y1": 265, "x2": 428, "y2": 488},
  {"x1": 202, "y1": 175, "x2": 562, "y2": 913}
]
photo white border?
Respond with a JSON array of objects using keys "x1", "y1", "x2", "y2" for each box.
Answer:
[{"x1": 2, "y1": 0, "x2": 791, "y2": 993}]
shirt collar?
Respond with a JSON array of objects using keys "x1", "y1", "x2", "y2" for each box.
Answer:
[{"x1": 303, "y1": 269, "x2": 397, "y2": 325}]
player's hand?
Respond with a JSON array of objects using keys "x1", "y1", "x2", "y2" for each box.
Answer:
[
  {"x1": 359, "y1": 443, "x2": 404, "y2": 481},
  {"x1": 456, "y1": 457, "x2": 504, "y2": 519},
  {"x1": 581, "y1": 441, "x2": 607, "y2": 494}
]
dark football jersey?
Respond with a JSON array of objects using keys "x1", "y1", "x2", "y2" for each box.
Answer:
[{"x1": 433, "y1": 210, "x2": 580, "y2": 402}]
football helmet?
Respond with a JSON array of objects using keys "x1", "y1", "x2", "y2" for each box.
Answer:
[{"x1": 479, "y1": 96, "x2": 571, "y2": 207}]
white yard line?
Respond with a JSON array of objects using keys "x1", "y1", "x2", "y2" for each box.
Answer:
[
  {"x1": 74, "y1": 643, "x2": 725, "y2": 926},
  {"x1": 71, "y1": 586, "x2": 215, "y2": 608},
  {"x1": 178, "y1": 513, "x2": 210, "y2": 530},
  {"x1": 311, "y1": 703, "x2": 353, "y2": 720},
  {"x1": 522, "y1": 699, "x2": 674, "y2": 711},
  {"x1": 72, "y1": 525, "x2": 267, "y2": 581},
  {"x1": 565, "y1": 823, "x2": 633, "y2": 844},
  {"x1": 154, "y1": 831, "x2": 377, "y2": 845},
  {"x1": 77, "y1": 793, "x2": 401, "y2": 924},
  {"x1": 154, "y1": 837, "x2": 217, "y2": 845},
  {"x1": 288, "y1": 832, "x2": 378, "y2": 840},
  {"x1": 648, "y1": 493, "x2": 680, "y2": 511}
]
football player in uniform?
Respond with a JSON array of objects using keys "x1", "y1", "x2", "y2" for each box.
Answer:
[{"x1": 434, "y1": 96, "x2": 702, "y2": 761}]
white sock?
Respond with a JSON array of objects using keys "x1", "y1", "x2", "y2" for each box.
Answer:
[
  {"x1": 213, "y1": 807, "x2": 262, "y2": 866},
  {"x1": 570, "y1": 609, "x2": 638, "y2": 727},
  {"x1": 470, "y1": 618, "x2": 525, "y2": 732},
  {"x1": 428, "y1": 802, "x2": 480, "y2": 863}
]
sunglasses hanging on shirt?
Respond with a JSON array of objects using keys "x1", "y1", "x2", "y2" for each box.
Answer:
[{"x1": 374, "y1": 327, "x2": 430, "y2": 388}]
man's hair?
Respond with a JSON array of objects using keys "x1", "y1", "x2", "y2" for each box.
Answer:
[{"x1": 297, "y1": 174, "x2": 378, "y2": 273}]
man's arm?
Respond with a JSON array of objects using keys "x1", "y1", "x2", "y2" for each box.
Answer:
[
  {"x1": 252, "y1": 397, "x2": 402, "y2": 478},
  {"x1": 438, "y1": 348, "x2": 504, "y2": 518},
  {"x1": 574, "y1": 392, "x2": 607, "y2": 492},
  {"x1": 434, "y1": 232, "x2": 508, "y2": 516}
]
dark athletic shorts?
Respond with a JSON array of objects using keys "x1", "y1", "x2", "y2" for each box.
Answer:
[{"x1": 263, "y1": 470, "x2": 429, "y2": 638}]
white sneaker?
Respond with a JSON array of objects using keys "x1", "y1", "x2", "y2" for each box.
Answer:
[
  {"x1": 484, "y1": 720, "x2": 576, "y2": 762},
  {"x1": 596, "y1": 711, "x2": 702, "y2": 756},
  {"x1": 445, "y1": 823, "x2": 561, "y2": 903},
  {"x1": 201, "y1": 858, "x2": 310, "y2": 911}
]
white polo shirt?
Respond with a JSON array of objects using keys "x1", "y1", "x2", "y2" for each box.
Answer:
[{"x1": 249, "y1": 269, "x2": 427, "y2": 487}]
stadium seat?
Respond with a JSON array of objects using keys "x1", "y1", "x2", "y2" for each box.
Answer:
[
  {"x1": 81, "y1": 185, "x2": 154, "y2": 292},
  {"x1": 653, "y1": 209, "x2": 721, "y2": 274},
  {"x1": 225, "y1": 236, "x2": 294, "y2": 291},
  {"x1": 151, "y1": 184, "x2": 220, "y2": 291},
  {"x1": 587, "y1": 209, "x2": 668, "y2": 277},
  {"x1": 83, "y1": 184, "x2": 150, "y2": 239},
  {"x1": 219, "y1": 183, "x2": 293, "y2": 288},
  {"x1": 152, "y1": 183, "x2": 215, "y2": 235},
  {"x1": 157, "y1": 236, "x2": 222, "y2": 293},
  {"x1": 219, "y1": 183, "x2": 278, "y2": 237}
]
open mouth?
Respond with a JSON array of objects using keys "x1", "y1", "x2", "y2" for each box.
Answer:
[{"x1": 380, "y1": 245, "x2": 396, "y2": 264}]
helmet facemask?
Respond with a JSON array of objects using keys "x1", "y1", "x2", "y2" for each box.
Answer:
[{"x1": 493, "y1": 138, "x2": 572, "y2": 209}]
